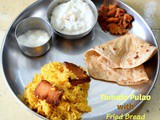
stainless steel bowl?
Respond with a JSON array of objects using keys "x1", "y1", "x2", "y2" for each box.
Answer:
[
  {"x1": 47, "y1": 0, "x2": 98, "y2": 40},
  {"x1": 15, "y1": 17, "x2": 53, "y2": 57}
]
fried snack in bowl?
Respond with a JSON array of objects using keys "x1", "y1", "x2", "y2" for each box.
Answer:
[{"x1": 98, "y1": 3, "x2": 134, "y2": 35}]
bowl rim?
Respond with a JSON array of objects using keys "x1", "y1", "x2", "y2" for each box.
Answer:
[
  {"x1": 47, "y1": 0, "x2": 98, "y2": 36},
  {"x1": 15, "y1": 17, "x2": 53, "y2": 48}
]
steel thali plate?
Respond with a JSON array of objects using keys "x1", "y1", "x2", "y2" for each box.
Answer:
[{"x1": 1, "y1": 0, "x2": 159, "y2": 120}]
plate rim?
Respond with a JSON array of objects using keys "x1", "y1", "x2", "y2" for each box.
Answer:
[
  {"x1": 0, "y1": 0, "x2": 48, "y2": 119},
  {"x1": 117, "y1": 1, "x2": 160, "y2": 116},
  {"x1": 1, "y1": 0, "x2": 159, "y2": 119}
]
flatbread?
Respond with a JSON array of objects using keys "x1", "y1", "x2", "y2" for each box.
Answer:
[
  {"x1": 85, "y1": 50, "x2": 149, "y2": 85},
  {"x1": 94, "y1": 34, "x2": 157, "y2": 68}
]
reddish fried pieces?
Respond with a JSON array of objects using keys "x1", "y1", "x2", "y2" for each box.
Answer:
[
  {"x1": 34, "y1": 80, "x2": 63, "y2": 106},
  {"x1": 64, "y1": 62, "x2": 86, "y2": 79},
  {"x1": 64, "y1": 62, "x2": 91, "y2": 85},
  {"x1": 34, "y1": 80, "x2": 52, "y2": 99},
  {"x1": 98, "y1": 4, "x2": 134, "y2": 35},
  {"x1": 46, "y1": 90, "x2": 63, "y2": 105},
  {"x1": 68, "y1": 77, "x2": 91, "y2": 86}
]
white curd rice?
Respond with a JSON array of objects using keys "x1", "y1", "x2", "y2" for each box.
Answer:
[
  {"x1": 51, "y1": 0, "x2": 95, "y2": 35},
  {"x1": 18, "y1": 30, "x2": 50, "y2": 47}
]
